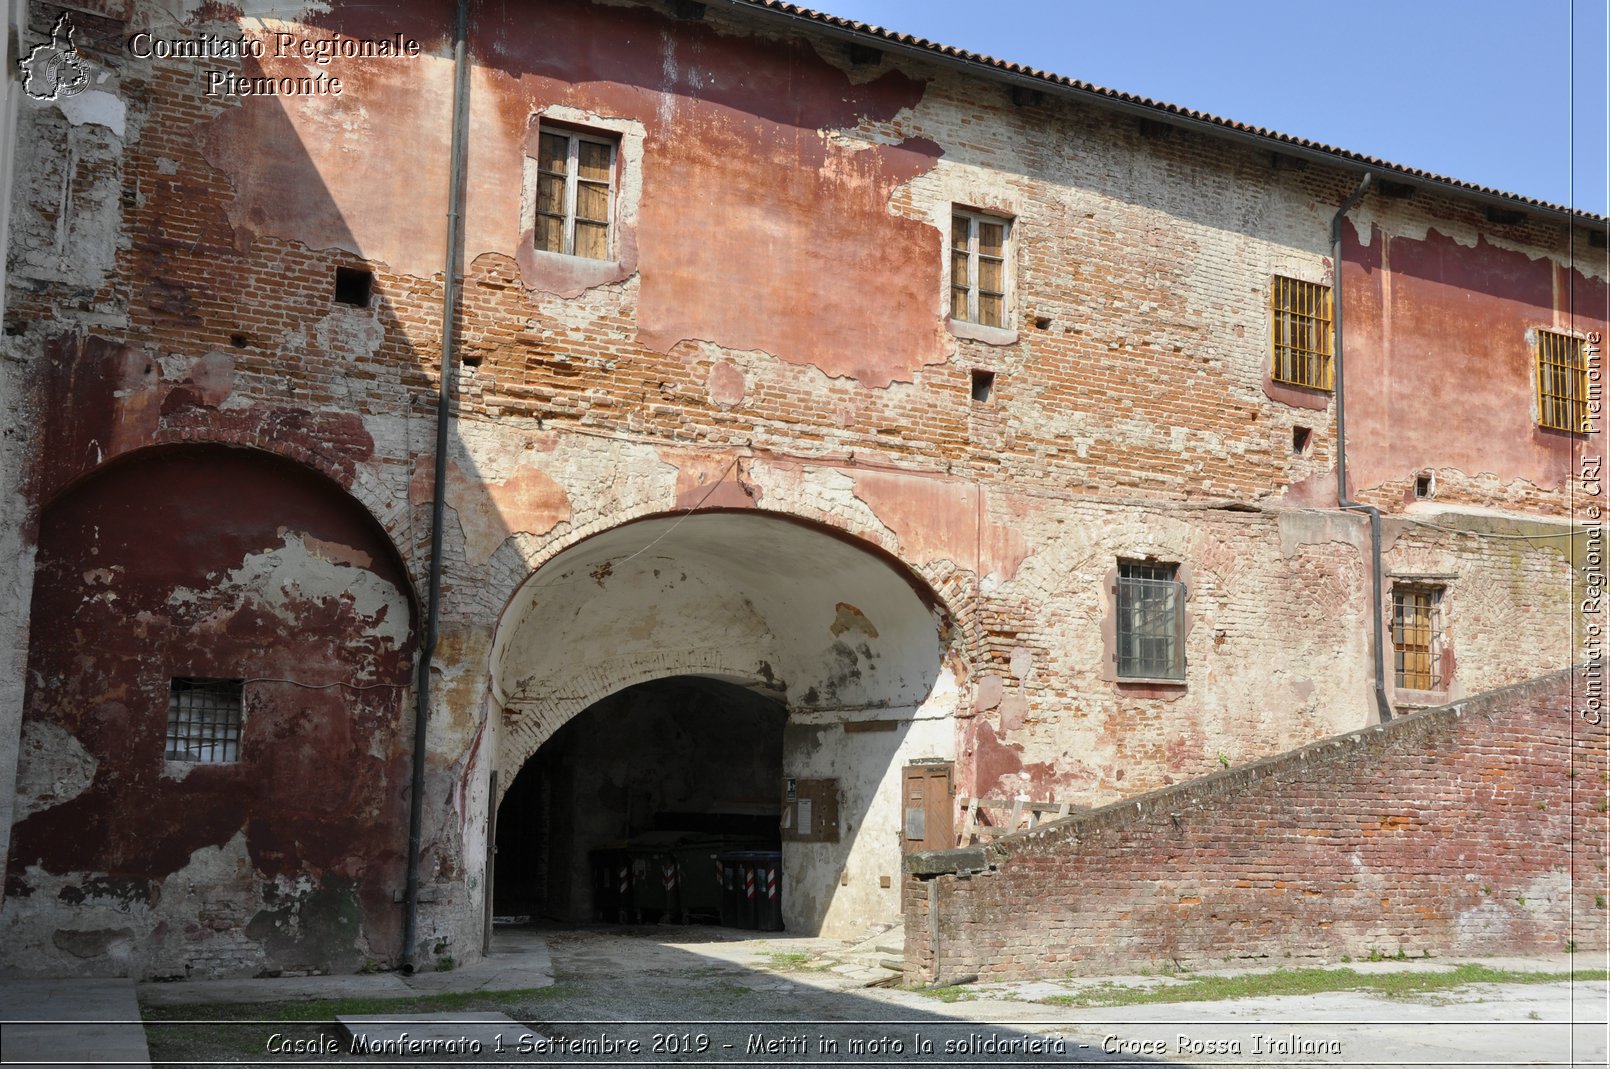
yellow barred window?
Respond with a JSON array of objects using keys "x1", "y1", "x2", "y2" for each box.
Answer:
[
  {"x1": 1270, "y1": 276, "x2": 1333, "y2": 390},
  {"x1": 1391, "y1": 585, "x2": 1443, "y2": 692},
  {"x1": 1536, "y1": 329, "x2": 1589, "y2": 433}
]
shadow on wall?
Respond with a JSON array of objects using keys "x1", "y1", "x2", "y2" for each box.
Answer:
[{"x1": 3, "y1": 0, "x2": 504, "y2": 979}]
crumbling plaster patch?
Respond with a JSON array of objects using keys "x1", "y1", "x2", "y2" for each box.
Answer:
[
  {"x1": 166, "y1": 531, "x2": 411, "y2": 652},
  {"x1": 14, "y1": 722, "x2": 98, "y2": 822}
]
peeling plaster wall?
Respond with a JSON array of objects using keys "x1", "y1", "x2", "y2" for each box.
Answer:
[
  {"x1": 0, "y1": 0, "x2": 1601, "y2": 977},
  {"x1": 1342, "y1": 201, "x2": 1609, "y2": 513},
  {"x1": 489, "y1": 510, "x2": 960, "y2": 937},
  {"x1": 1, "y1": 447, "x2": 416, "y2": 978}
]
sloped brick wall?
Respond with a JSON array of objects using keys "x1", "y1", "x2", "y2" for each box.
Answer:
[{"x1": 904, "y1": 667, "x2": 1607, "y2": 981}]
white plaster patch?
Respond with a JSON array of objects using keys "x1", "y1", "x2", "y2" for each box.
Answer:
[
  {"x1": 14, "y1": 721, "x2": 98, "y2": 821},
  {"x1": 167, "y1": 532, "x2": 410, "y2": 650},
  {"x1": 52, "y1": 90, "x2": 126, "y2": 137},
  {"x1": 313, "y1": 307, "x2": 385, "y2": 359}
]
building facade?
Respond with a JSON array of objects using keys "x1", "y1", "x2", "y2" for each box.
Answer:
[{"x1": 1, "y1": 0, "x2": 1604, "y2": 979}]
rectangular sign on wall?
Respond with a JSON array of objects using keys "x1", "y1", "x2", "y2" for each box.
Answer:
[{"x1": 780, "y1": 778, "x2": 839, "y2": 842}]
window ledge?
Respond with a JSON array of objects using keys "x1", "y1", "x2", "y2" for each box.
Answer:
[
  {"x1": 948, "y1": 319, "x2": 1018, "y2": 346},
  {"x1": 530, "y1": 248, "x2": 619, "y2": 266},
  {"x1": 1116, "y1": 676, "x2": 1187, "y2": 688},
  {"x1": 1393, "y1": 687, "x2": 1449, "y2": 705},
  {"x1": 1270, "y1": 377, "x2": 1333, "y2": 394}
]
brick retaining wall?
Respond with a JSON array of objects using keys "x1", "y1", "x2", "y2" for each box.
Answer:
[{"x1": 904, "y1": 667, "x2": 1608, "y2": 981}]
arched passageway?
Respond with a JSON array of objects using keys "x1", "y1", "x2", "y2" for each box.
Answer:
[{"x1": 489, "y1": 511, "x2": 961, "y2": 937}]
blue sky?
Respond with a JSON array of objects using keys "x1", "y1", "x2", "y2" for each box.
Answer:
[{"x1": 799, "y1": 0, "x2": 1610, "y2": 220}]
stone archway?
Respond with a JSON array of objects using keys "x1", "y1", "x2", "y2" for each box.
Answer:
[{"x1": 488, "y1": 509, "x2": 961, "y2": 937}]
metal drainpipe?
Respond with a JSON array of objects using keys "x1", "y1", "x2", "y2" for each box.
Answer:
[
  {"x1": 402, "y1": 0, "x2": 472, "y2": 975},
  {"x1": 1330, "y1": 171, "x2": 1393, "y2": 725}
]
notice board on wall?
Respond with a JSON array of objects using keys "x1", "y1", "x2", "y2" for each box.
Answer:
[{"x1": 780, "y1": 777, "x2": 840, "y2": 842}]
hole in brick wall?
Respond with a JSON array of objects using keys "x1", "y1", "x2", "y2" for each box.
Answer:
[
  {"x1": 1591, "y1": 231, "x2": 1608, "y2": 249},
  {"x1": 1485, "y1": 206, "x2": 1526, "y2": 226},
  {"x1": 1415, "y1": 473, "x2": 1433, "y2": 499},
  {"x1": 461, "y1": 352, "x2": 483, "y2": 367},
  {"x1": 2, "y1": 316, "x2": 24, "y2": 337},
  {"x1": 230, "y1": 333, "x2": 249, "y2": 349},
  {"x1": 334, "y1": 267, "x2": 373, "y2": 307},
  {"x1": 1033, "y1": 315, "x2": 1052, "y2": 330},
  {"x1": 846, "y1": 43, "x2": 882, "y2": 67},
  {"x1": 971, "y1": 369, "x2": 995, "y2": 403},
  {"x1": 1291, "y1": 426, "x2": 1311, "y2": 454}
]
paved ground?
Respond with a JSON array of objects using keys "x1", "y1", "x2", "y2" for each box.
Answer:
[
  {"x1": 2, "y1": 925, "x2": 1605, "y2": 1067},
  {"x1": 0, "y1": 976, "x2": 151, "y2": 1069}
]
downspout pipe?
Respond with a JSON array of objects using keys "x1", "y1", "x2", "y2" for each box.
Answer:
[
  {"x1": 1330, "y1": 171, "x2": 1393, "y2": 725},
  {"x1": 402, "y1": 0, "x2": 472, "y2": 974}
]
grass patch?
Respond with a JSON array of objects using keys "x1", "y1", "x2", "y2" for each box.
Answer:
[
  {"x1": 913, "y1": 984, "x2": 976, "y2": 1003},
  {"x1": 1038, "y1": 965, "x2": 1610, "y2": 1008},
  {"x1": 763, "y1": 951, "x2": 831, "y2": 973}
]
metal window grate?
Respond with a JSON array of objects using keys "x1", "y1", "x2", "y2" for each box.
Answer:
[
  {"x1": 166, "y1": 678, "x2": 243, "y2": 762},
  {"x1": 1271, "y1": 276, "x2": 1333, "y2": 390},
  {"x1": 1536, "y1": 330, "x2": 1588, "y2": 433},
  {"x1": 1116, "y1": 562, "x2": 1186, "y2": 680},
  {"x1": 1391, "y1": 586, "x2": 1442, "y2": 691}
]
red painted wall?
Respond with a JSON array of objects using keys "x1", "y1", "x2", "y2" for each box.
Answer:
[
  {"x1": 8, "y1": 446, "x2": 416, "y2": 975},
  {"x1": 1342, "y1": 221, "x2": 1609, "y2": 505}
]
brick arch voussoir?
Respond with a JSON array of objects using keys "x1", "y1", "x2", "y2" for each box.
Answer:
[{"x1": 494, "y1": 647, "x2": 768, "y2": 805}]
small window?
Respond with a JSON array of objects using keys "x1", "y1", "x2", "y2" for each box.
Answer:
[
  {"x1": 1271, "y1": 276, "x2": 1333, "y2": 390},
  {"x1": 1536, "y1": 330, "x2": 1588, "y2": 434},
  {"x1": 1391, "y1": 585, "x2": 1444, "y2": 691},
  {"x1": 535, "y1": 126, "x2": 616, "y2": 260},
  {"x1": 333, "y1": 267, "x2": 373, "y2": 307},
  {"x1": 166, "y1": 678, "x2": 244, "y2": 762},
  {"x1": 970, "y1": 369, "x2": 995, "y2": 403},
  {"x1": 1116, "y1": 561, "x2": 1186, "y2": 681},
  {"x1": 951, "y1": 209, "x2": 1011, "y2": 328}
]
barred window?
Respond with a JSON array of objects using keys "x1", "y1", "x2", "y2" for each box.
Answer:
[
  {"x1": 535, "y1": 126, "x2": 616, "y2": 261},
  {"x1": 951, "y1": 209, "x2": 1010, "y2": 328},
  {"x1": 1391, "y1": 586, "x2": 1443, "y2": 691},
  {"x1": 1116, "y1": 561, "x2": 1186, "y2": 681},
  {"x1": 165, "y1": 678, "x2": 243, "y2": 762},
  {"x1": 1536, "y1": 330, "x2": 1589, "y2": 433},
  {"x1": 1271, "y1": 276, "x2": 1333, "y2": 390}
]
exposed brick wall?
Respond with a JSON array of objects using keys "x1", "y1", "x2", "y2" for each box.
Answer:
[
  {"x1": 2, "y1": 0, "x2": 1603, "y2": 971},
  {"x1": 905, "y1": 667, "x2": 1608, "y2": 981}
]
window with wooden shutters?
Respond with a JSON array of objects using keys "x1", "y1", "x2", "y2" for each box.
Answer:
[
  {"x1": 951, "y1": 209, "x2": 1010, "y2": 328},
  {"x1": 1536, "y1": 329, "x2": 1589, "y2": 433},
  {"x1": 1391, "y1": 585, "x2": 1443, "y2": 691},
  {"x1": 535, "y1": 127, "x2": 616, "y2": 261},
  {"x1": 1270, "y1": 275, "x2": 1333, "y2": 390}
]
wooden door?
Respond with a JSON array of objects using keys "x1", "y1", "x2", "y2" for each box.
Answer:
[{"x1": 902, "y1": 762, "x2": 954, "y2": 853}]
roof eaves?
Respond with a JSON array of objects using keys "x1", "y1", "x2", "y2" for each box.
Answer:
[{"x1": 721, "y1": 0, "x2": 1608, "y2": 228}]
